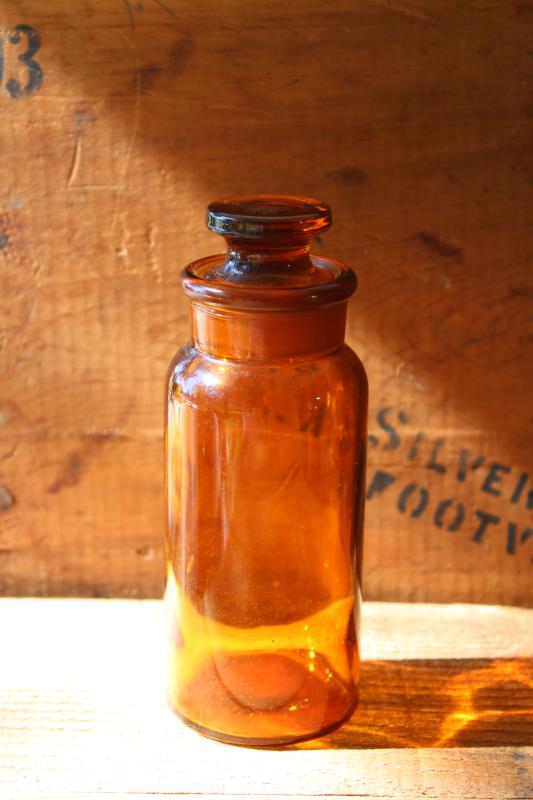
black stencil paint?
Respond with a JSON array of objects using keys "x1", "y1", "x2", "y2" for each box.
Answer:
[
  {"x1": 367, "y1": 406, "x2": 532, "y2": 561},
  {"x1": 0, "y1": 25, "x2": 42, "y2": 97}
]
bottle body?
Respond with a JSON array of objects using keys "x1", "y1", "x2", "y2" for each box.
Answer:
[
  {"x1": 164, "y1": 194, "x2": 367, "y2": 746},
  {"x1": 165, "y1": 313, "x2": 367, "y2": 745}
]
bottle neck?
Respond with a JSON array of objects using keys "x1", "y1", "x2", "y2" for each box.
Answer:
[
  {"x1": 190, "y1": 301, "x2": 348, "y2": 361},
  {"x1": 219, "y1": 238, "x2": 313, "y2": 278}
]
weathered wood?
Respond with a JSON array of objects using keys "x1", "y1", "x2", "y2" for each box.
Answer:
[
  {"x1": 0, "y1": 1, "x2": 532, "y2": 601},
  {"x1": 0, "y1": 599, "x2": 531, "y2": 800}
]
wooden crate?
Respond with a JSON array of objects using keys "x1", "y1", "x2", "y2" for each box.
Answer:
[{"x1": 0, "y1": 0, "x2": 531, "y2": 603}]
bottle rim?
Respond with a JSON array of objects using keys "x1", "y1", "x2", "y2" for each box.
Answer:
[{"x1": 181, "y1": 253, "x2": 357, "y2": 311}]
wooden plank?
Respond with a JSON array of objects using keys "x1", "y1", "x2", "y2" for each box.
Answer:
[
  {"x1": 0, "y1": 599, "x2": 532, "y2": 799},
  {"x1": 0, "y1": 1, "x2": 532, "y2": 602}
]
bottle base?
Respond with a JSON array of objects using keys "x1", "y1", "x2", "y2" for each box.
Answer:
[
  {"x1": 167, "y1": 650, "x2": 358, "y2": 747},
  {"x1": 172, "y1": 700, "x2": 358, "y2": 748}
]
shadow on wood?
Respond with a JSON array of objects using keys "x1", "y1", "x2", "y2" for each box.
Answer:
[{"x1": 295, "y1": 657, "x2": 533, "y2": 750}]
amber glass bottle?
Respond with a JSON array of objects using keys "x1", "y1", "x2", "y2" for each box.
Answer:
[{"x1": 165, "y1": 195, "x2": 367, "y2": 746}]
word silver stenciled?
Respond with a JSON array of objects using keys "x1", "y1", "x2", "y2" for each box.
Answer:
[{"x1": 367, "y1": 406, "x2": 532, "y2": 559}]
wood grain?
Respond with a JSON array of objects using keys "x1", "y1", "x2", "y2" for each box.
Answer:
[
  {"x1": 0, "y1": 1, "x2": 531, "y2": 601},
  {"x1": 0, "y1": 599, "x2": 531, "y2": 799}
]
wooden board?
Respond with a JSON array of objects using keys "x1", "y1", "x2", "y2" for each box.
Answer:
[
  {"x1": 0, "y1": 1, "x2": 531, "y2": 602},
  {"x1": 0, "y1": 598, "x2": 532, "y2": 799}
]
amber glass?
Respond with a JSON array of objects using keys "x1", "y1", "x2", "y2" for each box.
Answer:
[{"x1": 165, "y1": 195, "x2": 367, "y2": 746}]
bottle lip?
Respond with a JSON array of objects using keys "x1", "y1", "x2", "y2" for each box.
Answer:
[
  {"x1": 181, "y1": 254, "x2": 357, "y2": 311},
  {"x1": 207, "y1": 194, "x2": 332, "y2": 240}
]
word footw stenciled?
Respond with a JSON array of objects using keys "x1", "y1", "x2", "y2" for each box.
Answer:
[{"x1": 367, "y1": 407, "x2": 532, "y2": 560}]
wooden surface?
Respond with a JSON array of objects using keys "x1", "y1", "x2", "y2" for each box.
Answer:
[
  {"x1": 0, "y1": 1, "x2": 532, "y2": 603},
  {"x1": 0, "y1": 599, "x2": 531, "y2": 800}
]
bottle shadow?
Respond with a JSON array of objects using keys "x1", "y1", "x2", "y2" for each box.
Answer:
[{"x1": 294, "y1": 657, "x2": 533, "y2": 750}]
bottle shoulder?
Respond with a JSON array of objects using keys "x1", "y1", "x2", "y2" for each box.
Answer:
[
  {"x1": 168, "y1": 342, "x2": 367, "y2": 409},
  {"x1": 338, "y1": 344, "x2": 368, "y2": 393}
]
